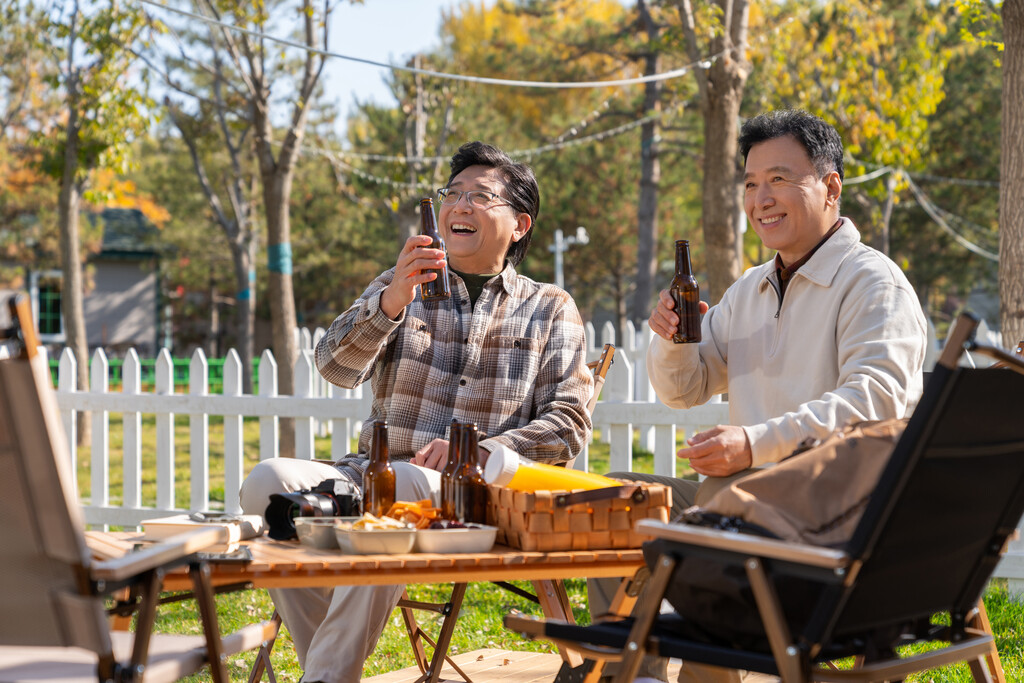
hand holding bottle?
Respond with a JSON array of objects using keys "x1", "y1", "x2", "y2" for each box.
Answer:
[
  {"x1": 649, "y1": 289, "x2": 709, "y2": 342},
  {"x1": 380, "y1": 235, "x2": 447, "y2": 319}
]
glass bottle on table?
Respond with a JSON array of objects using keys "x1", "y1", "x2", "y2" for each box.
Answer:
[
  {"x1": 363, "y1": 420, "x2": 396, "y2": 517},
  {"x1": 453, "y1": 423, "x2": 488, "y2": 524},
  {"x1": 419, "y1": 197, "x2": 451, "y2": 301},
  {"x1": 670, "y1": 239, "x2": 701, "y2": 344},
  {"x1": 440, "y1": 420, "x2": 463, "y2": 521}
]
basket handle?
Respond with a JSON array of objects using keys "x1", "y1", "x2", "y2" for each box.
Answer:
[{"x1": 554, "y1": 484, "x2": 647, "y2": 508}]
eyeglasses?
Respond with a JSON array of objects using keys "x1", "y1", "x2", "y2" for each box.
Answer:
[{"x1": 437, "y1": 187, "x2": 513, "y2": 209}]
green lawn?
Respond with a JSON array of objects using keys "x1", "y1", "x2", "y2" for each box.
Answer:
[{"x1": 77, "y1": 417, "x2": 1023, "y2": 681}]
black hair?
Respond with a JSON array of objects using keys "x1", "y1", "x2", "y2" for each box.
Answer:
[
  {"x1": 738, "y1": 110, "x2": 845, "y2": 182},
  {"x1": 446, "y1": 141, "x2": 539, "y2": 266}
]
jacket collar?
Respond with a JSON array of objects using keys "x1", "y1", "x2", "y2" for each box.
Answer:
[{"x1": 757, "y1": 218, "x2": 861, "y2": 293}]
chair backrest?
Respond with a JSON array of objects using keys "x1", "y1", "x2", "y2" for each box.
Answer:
[
  {"x1": 0, "y1": 300, "x2": 112, "y2": 655},
  {"x1": 810, "y1": 317, "x2": 1024, "y2": 646}
]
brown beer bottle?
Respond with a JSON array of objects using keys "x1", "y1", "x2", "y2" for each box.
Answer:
[
  {"x1": 363, "y1": 420, "x2": 396, "y2": 517},
  {"x1": 670, "y1": 239, "x2": 701, "y2": 344},
  {"x1": 440, "y1": 420, "x2": 463, "y2": 521},
  {"x1": 453, "y1": 423, "x2": 488, "y2": 524},
  {"x1": 419, "y1": 197, "x2": 451, "y2": 301}
]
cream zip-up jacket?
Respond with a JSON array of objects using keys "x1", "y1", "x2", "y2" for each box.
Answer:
[{"x1": 648, "y1": 218, "x2": 928, "y2": 467}]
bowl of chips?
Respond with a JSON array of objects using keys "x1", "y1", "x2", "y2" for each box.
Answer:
[{"x1": 335, "y1": 513, "x2": 416, "y2": 554}]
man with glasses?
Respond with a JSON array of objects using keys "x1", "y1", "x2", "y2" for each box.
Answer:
[{"x1": 240, "y1": 141, "x2": 594, "y2": 683}]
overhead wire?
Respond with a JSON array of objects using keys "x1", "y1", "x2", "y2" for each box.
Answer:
[
  {"x1": 902, "y1": 171, "x2": 999, "y2": 261},
  {"x1": 137, "y1": 0, "x2": 725, "y2": 90}
]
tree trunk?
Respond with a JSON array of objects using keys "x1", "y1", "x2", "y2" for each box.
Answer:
[
  {"x1": 58, "y1": 119, "x2": 90, "y2": 445},
  {"x1": 232, "y1": 240, "x2": 256, "y2": 394},
  {"x1": 632, "y1": 53, "x2": 662, "y2": 328},
  {"x1": 265, "y1": 172, "x2": 298, "y2": 457},
  {"x1": 1001, "y1": 0, "x2": 1024, "y2": 347},
  {"x1": 700, "y1": 59, "x2": 746, "y2": 302}
]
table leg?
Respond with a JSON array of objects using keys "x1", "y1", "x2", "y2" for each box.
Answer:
[{"x1": 533, "y1": 579, "x2": 583, "y2": 667}]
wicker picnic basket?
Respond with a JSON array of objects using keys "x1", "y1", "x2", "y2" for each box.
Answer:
[{"x1": 486, "y1": 481, "x2": 672, "y2": 552}]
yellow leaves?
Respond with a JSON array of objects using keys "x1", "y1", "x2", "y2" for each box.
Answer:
[{"x1": 89, "y1": 168, "x2": 171, "y2": 227}]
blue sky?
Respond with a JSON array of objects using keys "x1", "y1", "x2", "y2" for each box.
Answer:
[{"x1": 322, "y1": 0, "x2": 465, "y2": 125}]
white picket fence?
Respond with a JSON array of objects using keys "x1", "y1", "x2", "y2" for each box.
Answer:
[{"x1": 42, "y1": 319, "x2": 1024, "y2": 591}]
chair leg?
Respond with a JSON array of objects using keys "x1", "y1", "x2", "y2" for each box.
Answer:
[
  {"x1": 247, "y1": 610, "x2": 282, "y2": 683},
  {"x1": 399, "y1": 590, "x2": 432, "y2": 675},
  {"x1": 744, "y1": 557, "x2": 807, "y2": 683},
  {"x1": 969, "y1": 599, "x2": 1005, "y2": 683},
  {"x1": 414, "y1": 583, "x2": 472, "y2": 683},
  {"x1": 612, "y1": 554, "x2": 677, "y2": 683}
]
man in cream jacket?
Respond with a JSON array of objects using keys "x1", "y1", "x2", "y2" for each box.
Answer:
[{"x1": 592, "y1": 109, "x2": 928, "y2": 683}]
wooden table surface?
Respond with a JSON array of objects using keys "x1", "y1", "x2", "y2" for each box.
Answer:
[{"x1": 85, "y1": 531, "x2": 647, "y2": 591}]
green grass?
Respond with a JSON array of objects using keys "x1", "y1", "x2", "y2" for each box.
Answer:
[{"x1": 78, "y1": 421, "x2": 1023, "y2": 681}]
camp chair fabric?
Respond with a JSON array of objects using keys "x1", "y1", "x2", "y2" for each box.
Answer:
[
  {"x1": 505, "y1": 313, "x2": 1023, "y2": 683},
  {"x1": 0, "y1": 298, "x2": 277, "y2": 683}
]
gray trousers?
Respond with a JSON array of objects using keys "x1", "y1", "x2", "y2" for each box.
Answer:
[
  {"x1": 240, "y1": 458, "x2": 440, "y2": 683},
  {"x1": 589, "y1": 471, "x2": 774, "y2": 683}
]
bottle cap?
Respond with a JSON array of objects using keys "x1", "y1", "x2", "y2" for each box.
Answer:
[{"x1": 483, "y1": 444, "x2": 520, "y2": 486}]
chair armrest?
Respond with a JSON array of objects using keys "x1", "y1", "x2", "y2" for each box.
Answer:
[
  {"x1": 91, "y1": 527, "x2": 230, "y2": 583},
  {"x1": 636, "y1": 520, "x2": 850, "y2": 570}
]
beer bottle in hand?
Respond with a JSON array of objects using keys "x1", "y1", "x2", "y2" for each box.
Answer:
[
  {"x1": 670, "y1": 239, "x2": 701, "y2": 344},
  {"x1": 420, "y1": 197, "x2": 451, "y2": 301},
  {"x1": 440, "y1": 420, "x2": 463, "y2": 521},
  {"x1": 453, "y1": 423, "x2": 488, "y2": 524},
  {"x1": 363, "y1": 420, "x2": 396, "y2": 517}
]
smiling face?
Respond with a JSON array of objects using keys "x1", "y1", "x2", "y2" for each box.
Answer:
[
  {"x1": 439, "y1": 165, "x2": 531, "y2": 275},
  {"x1": 743, "y1": 135, "x2": 842, "y2": 266}
]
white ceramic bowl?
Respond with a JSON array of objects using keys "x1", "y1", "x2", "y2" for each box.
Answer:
[
  {"x1": 335, "y1": 527, "x2": 417, "y2": 555},
  {"x1": 295, "y1": 516, "x2": 361, "y2": 550},
  {"x1": 414, "y1": 525, "x2": 498, "y2": 554}
]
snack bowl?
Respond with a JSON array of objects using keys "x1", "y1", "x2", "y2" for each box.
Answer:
[
  {"x1": 415, "y1": 524, "x2": 498, "y2": 554},
  {"x1": 335, "y1": 526, "x2": 417, "y2": 555},
  {"x1": 295, "y1": 516, "x2": 361, "y2": 550}
]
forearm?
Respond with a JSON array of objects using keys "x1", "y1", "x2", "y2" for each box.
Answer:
[{"x1": 315, "y1": 273, "x2": 401, "y2": 388}]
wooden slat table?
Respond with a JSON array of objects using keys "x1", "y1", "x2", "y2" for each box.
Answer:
[{"x1": 85, "y1": 532, "x2": 647, "y2": 683}]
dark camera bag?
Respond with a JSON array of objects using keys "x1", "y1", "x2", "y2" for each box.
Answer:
[{"x1": 646, "y1": 418, "x2": 906, "y2": 649}]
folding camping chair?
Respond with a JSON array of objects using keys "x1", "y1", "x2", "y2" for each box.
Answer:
[
  {"x1": 506, "y1": 313, "x2": 1024, "y2": 683},
  {"x1": 0, "y1": 297, "x2": 278, "y2": 683},
  {"x1": 247, "y1": 345, "x2": 617, "y2": 682}
]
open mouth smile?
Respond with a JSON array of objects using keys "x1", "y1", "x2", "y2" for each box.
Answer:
[{"x1": 449, "y1": 223, "x2": 477, "y2": 235}]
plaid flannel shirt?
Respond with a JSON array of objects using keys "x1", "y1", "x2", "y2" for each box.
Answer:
[{"x1": 315, "y1": 262, "x2": 594, "y2": 479}]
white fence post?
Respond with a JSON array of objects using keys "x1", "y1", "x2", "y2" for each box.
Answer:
[
  {"x1": 190, "y1": 349, "x2": 210, "y2": 512},
  {"x1": 259, "y1": 350, "x2": 279, "y2": 461},
  {"x1": 294, "y1": 351, "x2": 316, "y2": 460},
  {"x1": 604, "y1": 352, "x2": 633, "y2": 473},
  {"x1": 223, "y1": 349, "x2": 244, "y2": 514},
  {"x1": 58, "y1": 348, "x2": 77, "y2": 491},
  {"x1": 155, "y1": 349, "x2": 175, "y2": 511},
  {"x1": 90, "y1": 348, "x2": 109, "y2": 516},
  {"x1": 123, "y1": 350, "x2": 143, "y2": 510}
]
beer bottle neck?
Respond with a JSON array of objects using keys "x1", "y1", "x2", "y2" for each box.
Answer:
[
  {"x1": 675, "y1": 242, "x2": 693, "y2": 276},
  {"x1": 370, "y1": 426, "x2": 389, "y2": 463},
  {"x1": 459, "y1": 427, "x2": 480, "y2": 470}
]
